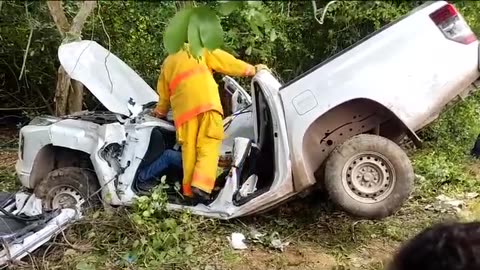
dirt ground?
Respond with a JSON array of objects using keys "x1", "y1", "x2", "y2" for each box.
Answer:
[{"x1": 225, "y1": 241, "x2": 394, "y2": 270}]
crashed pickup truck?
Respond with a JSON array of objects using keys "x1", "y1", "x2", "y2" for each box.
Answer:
[{"x1": 3, "y1": 0, "x2": 480, "y2": 266}]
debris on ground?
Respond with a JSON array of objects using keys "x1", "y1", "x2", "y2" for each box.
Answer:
[
  {"x1": 248, "y1": 228, "x2": 265, "y2": 243},
  {"x1": 245, "y1": 228, "x2": 290, "y2": 252},
  {"x1": 269, "y1": 231, "x2": 290, "y2": 252},
  {"x1": 228, "y1": 232, "x2": 248, "y2": 250},
  {"x1": 425, "y1": 193, "x2": 479, "y2": 213},
  {"x1": 228, "y1": 229, "x2": 290, "y2": 252},
  {"x1": 425, "y1": 194, "x2": 464, "y2": 213},
  {"x1": 465, "y1": 192, "x2": 479, "y2": 199}
]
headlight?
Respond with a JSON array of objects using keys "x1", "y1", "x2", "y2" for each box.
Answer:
[{"x1": 29, "y1": 116, "x2": 59, "y2": 126}]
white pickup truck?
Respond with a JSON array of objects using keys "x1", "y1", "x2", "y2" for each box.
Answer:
[{"x1": 3, "y1": 1, "x2": 480, "y2": 265}]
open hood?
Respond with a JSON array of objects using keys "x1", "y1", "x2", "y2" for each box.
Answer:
[{"x1": 58, "y1": 40, "x2": 158, "y2": 116}]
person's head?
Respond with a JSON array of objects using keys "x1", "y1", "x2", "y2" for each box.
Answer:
[{"x1": 389, "y1": 221, "x2": 480, "y2": 270}]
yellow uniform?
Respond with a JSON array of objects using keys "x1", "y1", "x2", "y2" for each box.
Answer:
[{"x1": 155, "y1": 47, "x2": 255, "y2": 196}]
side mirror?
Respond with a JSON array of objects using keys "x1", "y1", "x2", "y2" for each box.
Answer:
[{"x1": 232, "y1": 137, "x2": 252, "y2": 168}]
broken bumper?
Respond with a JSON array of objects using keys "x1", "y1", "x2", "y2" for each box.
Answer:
[{"x1": 0, "y1": 192, "x2": 79, "y2": 267}]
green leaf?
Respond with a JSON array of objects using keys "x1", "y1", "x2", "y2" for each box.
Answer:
[
  {"x1": 132, "y1": 240, "x2": 140, "y2": 248},
  {"x1": 76, "y1": 262, "x2": 96, "y2": 270},
  {"x1": 251, "y1": 10, "x2": 267, "y2": 26},
  {"x1": 163, "y1": 8, "x2": 193, "y2": 54},
  {"x1": 187, "y1": 8, "x2": 203, "y2": 58},
  {"x1": 196, "y1": 7, "x2": 224, "y2": 51},
  {"x1": 248, "y1": 21, "x2": 262, "y2": 36},
  {"x1": 163, "y1": 218, "x2": 177, "y2": 230},
  {"x1": 185, "y1": 244, "x2": 194, "y2": 255},
  {"x1": 218, "y1": 1, "x2": 243, "y2": 16},
  {"x1": 269, "y1": 29, "x2": 277, "y2": 42},
  {"x1": 246, "y1": 1, "x2": 262, "y2": 8}
]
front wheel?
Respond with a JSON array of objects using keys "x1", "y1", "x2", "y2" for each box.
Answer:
[
  {"x1": 34, "y1": 167, "x2": 101, "y2": 211},
  {"x1": 324, "y1": 134, "x2": 414, "y2": 219}
]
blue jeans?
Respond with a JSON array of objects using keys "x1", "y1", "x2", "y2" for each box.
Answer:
[{"x1": 138, "y1": 149, "x2": 183, "y2": 182}]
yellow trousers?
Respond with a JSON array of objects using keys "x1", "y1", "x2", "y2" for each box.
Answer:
[{"x1": 176, "y1": 111, "x2": 224, "y2": 197}]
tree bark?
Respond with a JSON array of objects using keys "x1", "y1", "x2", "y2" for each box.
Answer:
[
  {"x1": 46, "y1": 1, "x2": 70, "y2": 35},
  {"x1": 66, "y1": 1, "x2": 96, "y2": 114},
  {"x1": 47, "y1": 0, "x2": 96, "y2": 116},
  {"x1": 54, "y1": 66, "x2": 71, "y2": 116},
  {"x1": 68, "y1": 80, "x2": 84, "y2": 114},
  {"x1": 70, "y1": 1, "x2": 97, "y2": 35}
]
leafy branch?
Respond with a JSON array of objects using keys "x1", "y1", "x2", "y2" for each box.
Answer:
[{"x1": 163, "y1": 1, "x2": 273, "y2": 58}]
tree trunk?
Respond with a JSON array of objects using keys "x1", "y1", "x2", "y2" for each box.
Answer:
[
  {"x1": 68, "y1": 80, "x2": 84, "y2": 114},
  {"x1": 46, "y1": 1, "x2": 71, "y2": 35},
  {"x1": 69, "y1": 1, "x2": 97, "y2": 35},
  {"x1": 54, "y1": 66, "x2": 71, "y2": 116},
  {"x1": 47, "y1": 0, "x2": 96, "y2": 116}
]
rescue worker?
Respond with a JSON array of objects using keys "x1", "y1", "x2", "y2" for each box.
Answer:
[{"x1": 153, "y1": 44, "x2": 267, "y2": 201}]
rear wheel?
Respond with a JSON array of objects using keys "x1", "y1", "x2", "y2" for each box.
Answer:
[
  {"x1": 324, "y1": 134, "x2": 414, "y2": 219},
  {"x1": 34, "y1": 167, "x2": 100, "y2": 211}
]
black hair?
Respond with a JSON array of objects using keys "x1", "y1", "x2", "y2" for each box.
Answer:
[{"x1": 390, "y1": 222, "x2": 480, "y2": 270}]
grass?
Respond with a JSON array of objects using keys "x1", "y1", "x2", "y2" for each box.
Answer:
[
  {"x1": 2, "y1": 92, "x2": 480, "y2": 269},
  {"x1": 3, "y1": 161, "x2": 473, "y2": 270}
]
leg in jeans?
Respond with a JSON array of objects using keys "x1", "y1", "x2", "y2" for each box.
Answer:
[{"x1": 138, "y1": 149, "x2": 183, "y2": 182}]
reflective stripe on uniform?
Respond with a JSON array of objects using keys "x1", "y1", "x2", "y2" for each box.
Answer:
[
  {"x1": 169, "y1": 66, "x2": 210, "y2": 96},
  {"x1": 183, "y1": 184, "x2": 193, "y2": 197},
  {"x1": 191, "y1": 171, "x2": 215, "y2": 192},
  {"x1": 174, "y1": 103, "x2": 217, "y2": 128}
]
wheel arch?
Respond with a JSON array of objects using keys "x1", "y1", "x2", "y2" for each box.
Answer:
[
  {"x1": 29, "y1": 144, "x2": 94, "y2": 188},
  {"x1": 296, "y1": 98, "x2": 419, "y2": 190}
]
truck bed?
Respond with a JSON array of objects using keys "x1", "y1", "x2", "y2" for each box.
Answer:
[{"x1": 281, "y1": 0, "x2": 479, "y2": 139}]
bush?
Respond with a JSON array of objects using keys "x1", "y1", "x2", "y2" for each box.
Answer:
[{"x1": 413, "y1": 91, "x2": 480, "y2": 196}]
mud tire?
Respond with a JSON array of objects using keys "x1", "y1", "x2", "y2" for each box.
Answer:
[
  {"x1": 34, "y1": 167, "x2": 100, "y2": 210},
  {"x1": 324, "y1": 134, "x2": 414, "y2": 219}
]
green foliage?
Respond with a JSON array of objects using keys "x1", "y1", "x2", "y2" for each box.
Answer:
[
  {"x1": 163, "y1": 8, "x2": 193, "y2": 55},
  {"x1": 0, "y1": 1, "x2": 59, "y2": 112},
  {"x1": 320, "y1": 1, "x2": 415, "y2": 55},
  {"x1": 128, "y1": 184, "x2": 199, "y2": 267},
  {"x1": 163, "y1": 2, "x2": 273, "y2": 58},
  {"x1": 218, "y1": 1, "x2": 242, "y2": 16},
  {"x1": 413, "y1": 92, "x2": 480, "y2": 196},
  {"x1": 196, "y1": 7, "x2": 224, "y2": 51},
  {"x1": 187, "y1": 6, "x2": 224, "y2": 57},
  {"x1": 454, "y1": 0, "x2": 480, "y2": 35},
  {"x1": 419, "y1": 93, "x2": 480, "y2": 158},
  {"x1": 0, "y1": 0, "x2": 438, "y2": 112}
]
